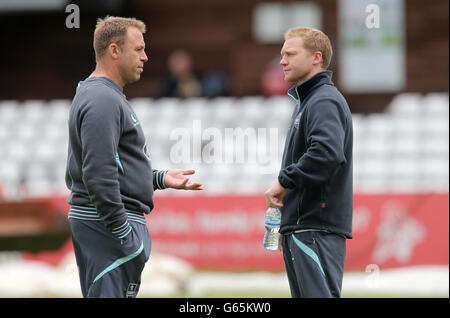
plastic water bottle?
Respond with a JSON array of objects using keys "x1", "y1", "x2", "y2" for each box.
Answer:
[{"x1": 263, "y1": 208, "x2": 281, "y2": 250}]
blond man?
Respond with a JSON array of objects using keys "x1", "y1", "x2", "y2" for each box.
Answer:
[
  {"x1": 265, "y1": 28, "x2": 353, "y2": 298},
  {"x1": 66, "y1": 16, "x2": 202, "y2": 298}
]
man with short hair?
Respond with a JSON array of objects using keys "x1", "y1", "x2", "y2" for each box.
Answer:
[
  {"x1": 265, "y1": 27, "x2": 353, "y2": 298},
  {"x1": 66, "y1": 16, "x2": 203, "y2": 298}
]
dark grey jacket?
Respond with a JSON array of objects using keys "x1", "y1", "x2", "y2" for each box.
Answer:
[
  {"x1": 65, "y1": 77, "x2": 166, "y2": 237},
  {"x1": 278, "y1": 71, "x2": 353, "y2": 238}
]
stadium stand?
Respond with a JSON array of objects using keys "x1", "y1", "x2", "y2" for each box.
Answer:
[{"x1": 0, "y1": 93, "x2": 448, "y2": 199}]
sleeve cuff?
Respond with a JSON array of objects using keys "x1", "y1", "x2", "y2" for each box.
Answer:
[
  {"x1": 278, "y1": 173, "x2": 295, "y2": 189},
  {"x1": 153, "y1": 170, "x2": 168, "y2": 190}
]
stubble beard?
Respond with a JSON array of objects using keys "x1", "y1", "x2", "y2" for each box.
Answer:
[{"x1": 120, "y1": 64, "x2": 140, "y2": 86}]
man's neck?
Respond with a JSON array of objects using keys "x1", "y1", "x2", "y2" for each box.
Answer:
[
  {"x1": 90, "y1": 63, "x2": 125, "y2": 87},
  {"x1": 296, "y1": 67, "x2": 324, "y2": 86}
]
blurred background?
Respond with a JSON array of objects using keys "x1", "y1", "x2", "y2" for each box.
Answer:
[{"x1": 0, "y1": 0, "x2": 448, "y2": 297}]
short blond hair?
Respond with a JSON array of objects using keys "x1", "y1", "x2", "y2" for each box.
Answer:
[
  {"x1": 284, "y1": 27, "x2": 333, "y2": 69},
  {"x1": 93, "y1": 16, "x2": 146, "y2": 61}
]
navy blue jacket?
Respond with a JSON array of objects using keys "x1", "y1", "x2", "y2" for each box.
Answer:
[{"x1": 278, "y1": 71, "x2": 353, "y2": 238}]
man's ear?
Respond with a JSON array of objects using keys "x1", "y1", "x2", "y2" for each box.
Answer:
[
  {"x1": 312, "y1": 51, "x2": 323, "y2": 67},
  {"x1": 108, "y1": 43, "x2": 122, "y2": 60}
]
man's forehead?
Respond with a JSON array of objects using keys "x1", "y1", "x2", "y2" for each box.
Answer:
[
  {"x1": 126, "y1": 27, "x2": 145, "y2": 45},
  {"x1": 281, "y1": 37, "x2": 303, "y2": 52}
]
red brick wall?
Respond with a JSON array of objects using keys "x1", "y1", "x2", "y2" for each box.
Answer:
[{"x1": 0, "y1": 0, "x2": 447, "y2": 112}]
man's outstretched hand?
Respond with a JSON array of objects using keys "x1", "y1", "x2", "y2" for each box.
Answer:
[{"x1": 163, "y1": 169, "x2": 203, "y2": 191}]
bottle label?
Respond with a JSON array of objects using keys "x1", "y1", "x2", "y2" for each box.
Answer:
[
  {"x1": 265, "y1": 217, "x2": 280, "y2": 225},
  {"x1": 265, "y1": 208, "x2": 281, "y2": 225}
]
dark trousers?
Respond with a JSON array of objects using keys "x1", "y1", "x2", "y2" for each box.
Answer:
[
  {"x1": 281, "y1": 231, "x2": 346, "y2": 298},
  {"x1": 69, "y1": 219, "x2": 151, "y2": 298}
]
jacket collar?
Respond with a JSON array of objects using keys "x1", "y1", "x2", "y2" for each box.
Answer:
[
  {"x1": 287, "y1": 70, "x2": 333, "y2": 104},
  {"x1": 85, "y1": 76, "x2": 124, "y2": 94}
]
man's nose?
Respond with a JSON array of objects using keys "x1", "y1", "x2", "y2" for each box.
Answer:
[
  {"x1": 280, "y1": 57, "x2": 287, "y2": 66},
  {"x1": 142, "y1": 51, "x2": 148, "y2": 62}
]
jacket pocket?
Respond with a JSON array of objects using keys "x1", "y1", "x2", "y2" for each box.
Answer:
[{"x1": 300, "y1": 188, "x2": 322, "y2": 214}]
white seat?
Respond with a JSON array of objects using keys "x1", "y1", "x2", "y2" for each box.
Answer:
[
  {"x1": 422, "y1": 93, "x2": 449, "y2": 117},
  {"x1": 212, "y1": 97, "x2": 237, "y2": 124},
  {"x1": 423, "y1": 137, "x2": 449, "y2": 154},
  {"x1": 149, "y1": 144, "x2": 170, "y2": 165},
  {"x1": 257, "y1": 144, "x2": 282, "y2": 175},
  {"x1": 258, "y1": 99, "x2": 283, "y2": 127},
  {"x1": 46, "y1": 99, "x2": 71, "y2": 121},
  {"x1": 129, "y1": 98, "x2": 156, "y2": 118},
  {"x1": 356, "y1": 178, "x2": 388, "y2": 193},
  {"x1": 360, "y1": 157, "x2": 389, "y2": 178},
  {"x1": 33, "y1": 140, "x2": 58, "y2": 162},
  {"x1": 266, "y1": 95, "x2": 292, "y2": 110},
  {"x1": 386, "y1": 93, "x2": 423, "y2": 118},
  {"x1": 155, "y1": 98, "x2": 179, "y2": 119},
  {"x1": 23, "y1": 179, "x2": 54, "y2": 198},
  {"x1": 352, "y1": 133, "x2": 365, "y2": 158},
  {"x1": 182, "y1": 98, "x2": 208, "y2": 118},
  {"x1": 21, "y1": 100, "x2": 47, "y2": 124},
  {"x1": 186, "y1": 105, "x2": 210, "y2": 129},
  {"x1": 421, "y1": 177, "x2": 449, "y2": 192},
  {"x1": 0, "y1": 124, "x2": 11, "y2": 142},
  {"x1": 236, "y1": 96, "x2": 266, "y2": 122},
  {"x1": 238, "y1": 163, "x2": 261, "y2": 179},
  {"x1": 42, "y1": 121, "x2": 67, "y2": 141},
  {"x1": 8, "y1": 142, "x2": 30, "y2": 162},
  {"x1": 391, "y1": 136, "x2": 421, "y2": 155},
  {"x1": 422, "y1": 157, "x2": 449, "y2": 177},
  {"x1": 351, "y1": 113, "x2": 366, "y2": 136},
  {"x1": 23, "y1": 162, "x2": 48, "y2": 181},
  {"x1": 52, "y1": 160, "x2": 67, "y2": 179},
  {"x1": 392, "y1": 117, "x2": 422, "y2": 136},
  {"x1": 0, "y1": 162, "x2": 21, "y2": 183},
  {"x1": 162, "y1": 120, "x2": 184, "y2": 143},
  {"x1": 387, "y1": 156, "x2": 420, "y2": 191},
  {"x1": 390, "y1": 157, "x2": 418, "y2": 178},
  {"x1": 0, "y1": 100, "x2": 20, "y2": 124},
  {"x1": 388, "y1": 177, "x2": 422, "y2": 192},
  {"x1": 422, "y1": 117, "x2": 449, "y2": 136},
  {"x1": 365, "y1": 114, "x2": 395, "y2": 136},
  {"x1": 16, "y1": 125, "x2": 38, "y2": 143},
  {"x1": 363, "y1": 136, "x2": 394, "y2": 156}
]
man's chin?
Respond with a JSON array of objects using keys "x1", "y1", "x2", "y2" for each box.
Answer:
[
  {"x1": 125, "y1": 74, "x2": 141, "y2": 85},
  {"x1": 284, "y1": 76, "x2": 297, "y2": 84},
  {"x1": 285, "y1": 74, "x2": 307, "y2": 85}
]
